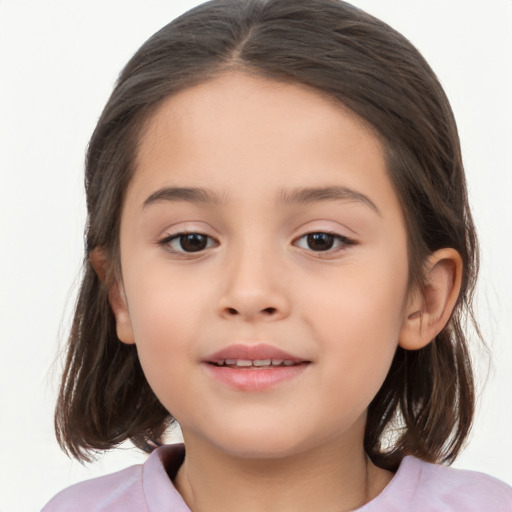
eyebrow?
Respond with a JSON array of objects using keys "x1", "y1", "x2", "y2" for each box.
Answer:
[
  {"x1": 142, "y1": 187, "x2": 222, "y2": 209},
  {"x1": 278, "y1": 186, "x2": 381, "y2": 215},
  {"x1": 142, "y1": 185, "x2": 380, "y2": 215}
]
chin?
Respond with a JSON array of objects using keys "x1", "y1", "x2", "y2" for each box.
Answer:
[{"x1": 201, "y1": 426, "x2": 324, "y2": 461}]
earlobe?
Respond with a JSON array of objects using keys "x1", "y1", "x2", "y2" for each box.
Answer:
[
  {"x1": 399, "y1": 248, "x2": 462, "y2": 350},
  {"x1": 89, "y1": 248, "x2": 135, "y2": 345}
]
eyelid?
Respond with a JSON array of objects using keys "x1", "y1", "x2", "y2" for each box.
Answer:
[
  {"x1": 158, "y1": 230, "x2": 219, "y2": 255},
  {"x1": 292, "y1": 230, "x2": 357, "y2": 255}
]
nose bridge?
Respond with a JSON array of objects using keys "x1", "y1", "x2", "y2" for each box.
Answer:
[{"x1": 217, "y1": 232, "x2": 290, "y2": 321}]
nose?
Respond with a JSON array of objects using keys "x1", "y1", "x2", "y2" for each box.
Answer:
[{"x1": 216, "y1": 245, "x2": 291, "y2": 322}]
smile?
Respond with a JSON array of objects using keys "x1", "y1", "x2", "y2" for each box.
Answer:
[
  {"x1": 212, "y1": 359, "x2": 300, "y2": 368},
  {"x1": 203, "y1": 344, "x2": 310, "y2": 391}
]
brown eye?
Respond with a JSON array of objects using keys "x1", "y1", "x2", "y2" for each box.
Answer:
[
  {"x1": 306, "y1": 233, "x2": 335, "y2": 251},
  {"x1": 162, "y1": 232, "x2": 217, "y2": 253},
  {"x1": 294, "y1": 232, "x2": 353, "y2": 253},
  {"x1": 179, "y1": 233, "x2": 209, "y2": 252}
]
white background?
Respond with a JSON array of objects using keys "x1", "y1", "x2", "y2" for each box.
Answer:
[{"x1": 0, "y1": 1, "x2": 511, "y2": 510}]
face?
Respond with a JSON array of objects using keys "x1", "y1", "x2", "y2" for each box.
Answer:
[{"x1": 115, "y1": 72, "x2": 413, "y2": 459}]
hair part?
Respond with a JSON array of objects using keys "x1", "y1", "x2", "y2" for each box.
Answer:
[{"x1": 56, "y1": 0, "x2": 478, "y2": 470}]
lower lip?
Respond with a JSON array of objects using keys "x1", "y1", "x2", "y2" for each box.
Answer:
[{"x1": 203, "y1": 363, "x2": 309, "y2": 391}]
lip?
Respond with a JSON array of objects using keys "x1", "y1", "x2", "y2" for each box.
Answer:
[
  {"x1": 205, "y1": 343, "x2": 304, "y2": 363},
  {"x1": 202, "y1": 344, "x2": 310, "y2": 391}
]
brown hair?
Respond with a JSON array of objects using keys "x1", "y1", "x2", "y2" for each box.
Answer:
[{"x1": 55, "y1": 0, "x2": 479, "y2": 470}]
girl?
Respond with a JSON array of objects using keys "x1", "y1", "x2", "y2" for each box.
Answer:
[{"x1": 42, "y1": 0, "x2": 512, "y2": 510}]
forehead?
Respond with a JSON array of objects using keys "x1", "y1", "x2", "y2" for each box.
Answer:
[{"x1": 127, "y1": 71, "x2": 399, "y2": 216}]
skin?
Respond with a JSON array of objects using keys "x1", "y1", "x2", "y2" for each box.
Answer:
[{"x1": 102, "y1": 72, "x2": 462, "y2": 512}]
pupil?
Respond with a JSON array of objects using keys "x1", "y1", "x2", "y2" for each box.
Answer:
[
  {"x1": 307, "y1": 233, "x2": 334, "y2": 251},
  {"x1": 180, "y1": 233, "x2": 207, "y2": 252}
]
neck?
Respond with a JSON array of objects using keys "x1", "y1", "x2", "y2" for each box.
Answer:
[{"x1": 174, "y1": 431, "x2": 392, "y2": 512}]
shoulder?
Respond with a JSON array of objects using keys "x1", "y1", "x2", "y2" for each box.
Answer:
[
  {"x1": 41, "y1": 464, "x2": 145, "y2": 512},
  {"x1": 41, "y1": 444, "x2": 189, "y2": 512},
  {"x1": 372, "y1": 456, "x2": 512, "y2": 512},
  {"x1": 414, "y1": 457, "x2": 512, "y2": 509}
]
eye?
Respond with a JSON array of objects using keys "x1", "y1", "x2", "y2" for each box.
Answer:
[
  {"x1": 160, "y1": 232, "x2": 217, "y2": 253},
  {"x1": 294, "y1": 232, "x2": 353, "y2": 252}
]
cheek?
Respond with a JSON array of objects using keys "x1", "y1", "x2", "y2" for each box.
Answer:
[
  {"x1": 306, "y1": 252, "x2": 408, "y2": 333},
  {"x1": 304, "y1": 258, "x2": 408, "y2": 402},
  {"x1": 122, "y1": 270, "x2": 207, "y2": 403},
  {"x1": 124, "y1": 256, "x2": 209, "y2": 339}
]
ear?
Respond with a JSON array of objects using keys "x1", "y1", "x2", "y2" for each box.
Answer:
[
  {"x1": 399, "y1": 248, "x2": 462, "y2": 350},
  {"x1": 89, "y1": 248, "x2": 135, "y2": 345}
]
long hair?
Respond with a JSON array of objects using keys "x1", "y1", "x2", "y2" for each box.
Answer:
[{"x1": 55, "y1": 0, "x2": 478, "y2": 470}]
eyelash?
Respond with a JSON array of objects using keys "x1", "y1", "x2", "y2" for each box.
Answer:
[
  {"x1": 293, "y1": 232, "x2": 355, "y2": 253},
  {"x1": 158, "y1": 231, "x2": 355, "y2": 255},
  {"x1": 158, "y1": 232, "x2": 218, "y2": 254}
]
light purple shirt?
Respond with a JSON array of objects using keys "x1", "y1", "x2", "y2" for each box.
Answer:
[{"x1": 42, "y1": 443, "x2": 512, "y2": 511}]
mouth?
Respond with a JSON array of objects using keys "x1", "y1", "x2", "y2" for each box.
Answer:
[
  {"x1": 203, "y1": 344, "x2": 310, "y2": 391},
  {"x1": 210, "y1": 358, "x2": 302, "y2": 369}
]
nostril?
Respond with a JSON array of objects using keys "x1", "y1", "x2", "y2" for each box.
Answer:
[{"x1": 221, "y1": 306, "x2": 280, "y2": 317}]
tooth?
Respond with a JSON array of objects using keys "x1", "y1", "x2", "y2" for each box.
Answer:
[
  {"x1": 236, "y1": 359, "x2": 253, "y2": 367},
  {"x1": 217, "y1": 360, "x2": 225, "y2": 366},
  {"x1": 271, "y1": 359, "x2": 283, "y2": 365},
  {"x1": 225, "y1": 359, "x2": 237, "y2": 365},
  {"x1": 283, "y1": 360, "x2": 295, "y2": 366},
  {"x1": 253, "y1": 359, "x2": 271, "y2": 366}
]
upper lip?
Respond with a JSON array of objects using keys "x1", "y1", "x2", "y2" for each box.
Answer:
[{"x1": 204, "y1": 343, "x2": 306, "y2": 363}]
